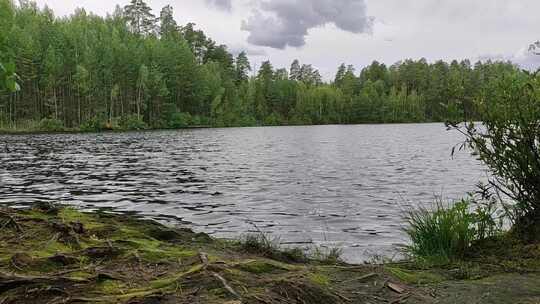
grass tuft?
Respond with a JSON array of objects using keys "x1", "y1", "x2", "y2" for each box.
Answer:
[
  {"x1": 404, "y1": 200, "x2": 475, "y2": 265},
  {"x1": 311, "y1": 246, "x2": 344, "y2": 265},
  {"x1": 239, "y1": 233, "x2": 308, "y2": 263},
  {"x1": 404, "y1": 196, "x2": 505, "y2": 265}
]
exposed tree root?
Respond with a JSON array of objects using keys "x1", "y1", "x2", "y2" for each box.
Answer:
[
  {"x1": 0, "y1": 212, "x2": 22, "y2": 232},
  {"x1": 0, "y1": 272, "x2": 90, "y2": 294}
]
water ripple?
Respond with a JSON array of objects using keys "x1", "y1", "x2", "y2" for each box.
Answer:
[{"x1": 0, "y1": 124, "x2": 486, "y2": 263}]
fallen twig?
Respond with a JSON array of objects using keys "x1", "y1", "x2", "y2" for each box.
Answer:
[
  {"x1": 387, "y1": 282, "x2": 406, "y2": 294},
  {"x1": 211, "y1": 272, "x2": 241, "y2": 299},
  {"x1": 198, "y1": 251, "x2": 241, "y2": 299}
]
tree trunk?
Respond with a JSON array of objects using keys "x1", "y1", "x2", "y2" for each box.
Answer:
[
  {"x1": 137, "y1": 85, "x2": 142, "y2": 120},
  {"x1": 54, "y1": 87, "x2": 58, "y2": 120}
]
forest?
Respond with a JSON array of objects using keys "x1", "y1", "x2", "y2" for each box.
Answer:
[{"x1": 0, "y1": 0, "x2": 527, "y2": 131}]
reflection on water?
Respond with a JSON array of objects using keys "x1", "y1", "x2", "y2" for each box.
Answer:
[{"x1": 0, "y1": 124, "x2": 485, "y2": 262}]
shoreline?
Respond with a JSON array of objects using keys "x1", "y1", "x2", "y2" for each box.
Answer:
[
  {"x1": 1, "y1": 204, "x2": 539, "y2": 303},
  {"x1": 0, "y1": 121, "x2": 447, "y2": 136},
  {"x1": 0, "y1": 204, "x2": 427, "y2": 303}
]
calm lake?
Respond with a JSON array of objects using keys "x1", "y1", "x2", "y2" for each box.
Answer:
[{"x1": 0, "y1": 124, "x2": 486, "y2": 263}]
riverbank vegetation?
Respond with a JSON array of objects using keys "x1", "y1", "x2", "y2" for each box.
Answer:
[
  {"x1": 404, "y1": 198, "x2": 502, "y2": 265},
  {"x1": 0, "y1": 0, "x2": 528, "y2": 132},
  {"x1": 405, "y1": 68, "x2": 540, "y2": 286}
]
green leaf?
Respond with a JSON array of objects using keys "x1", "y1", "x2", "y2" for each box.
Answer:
[
  {"x1": 6, "y1": 77, "x2": 17, "y2": 92},
  {"x1": 4, "y1": 62, "x2": 15, "y2": 74}
]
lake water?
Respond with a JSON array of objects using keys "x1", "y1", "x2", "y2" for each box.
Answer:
[{"x1": 0, "y1": 124, "x2": 486, "y2": 263}]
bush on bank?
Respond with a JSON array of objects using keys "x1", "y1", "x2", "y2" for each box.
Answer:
[
  {"x1": 405, "y1": 198, "x2": 503, "y2": 265},
  {"x1": 447, "y1": 71, "x2": 540, "y2": 242}
]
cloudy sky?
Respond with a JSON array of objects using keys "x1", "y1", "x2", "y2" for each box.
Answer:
[{"x1": 33, "y1": 0, "x2": 540, "y2": 79}]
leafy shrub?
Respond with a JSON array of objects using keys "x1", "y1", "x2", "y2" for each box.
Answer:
[
  {"x1": 0, "y1": 61, "x2": 19, "y2": 92},
  {"x1": 38, "y1": 118, "x2": 64, "y2": 132},
  {"x1": 289, "y1": 114, "x2": 312, "y2": 126},
  {"x1": 168, "y1": 112, "x2": 192, "y2": 129},
  {"x1": 448, "y1": 72, "x2": 540, "y2": 241},
  {"x1": 238, "y1": 116, "x2": 257, "y2": 127},
  {"x1": 263, "y1": 112, "x2": 285, "y2": 126},
  {"x1": 80, "y1": 116, "x2": 107, "y2": 132},
  {"x1": 470, "y1": 183, "x2": 506, "y2": 241},
  {"x1": 121, "y1": 114, "x2": 147, "y2": 130}
]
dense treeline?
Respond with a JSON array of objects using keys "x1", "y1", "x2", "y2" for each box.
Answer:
[{"x1": 0, "y1": 0, "x2": 527, "y2": 131}]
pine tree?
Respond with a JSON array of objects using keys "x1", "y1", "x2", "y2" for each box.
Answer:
[
  {"x1": 234, "y1": 51, "x2": 251, "y2": 84},
  {"x1": 289, "y1": 59, "x2": 301, "y2": 81},
  {"x1": 334, "y1": 63, "x2": 347, "y2": 88},
  {"x1": 159, "y1": 5, "x2": 177, "y2": 38},
  {"x1": 124, "y1": 0, "x2": 157, "y2": 36}
]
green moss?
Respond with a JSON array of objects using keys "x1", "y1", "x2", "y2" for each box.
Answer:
[
  {"x1": 308, "y1": 273, "x2": 330, "y2": 287},
  {"x1": 33, "y1": 240, "x2": 73, "y2": 258},
  {"x1": 112, "y1": 234, "x2": 196, "y2": 262},
  {"x1": 147, "y1": 264, "x2": 204, "y2": 290},
  {"x1": 139, "y1": 246, "x2": 197, "y2": 262},
  {"x1": 386, "y1": 267, "x2": 445, "y2": 284},
  {"x1": 239, "y1": 260, "x2": 289, "y2": 274},
  {"x1": 58, "y1": 208, "x2": 105, "y2": 230},
  {"x1": 98, "y1": 280, "x2": 127, "y2": 294},
  {"x1": 19, "y1": 210, "x2": 52, "y2": 221},
  {"x1": 28, "y1": 260, "x2": 63, "y2": 273},
  {"x1": 68, "y1": 271, "x2": 95, "y2": 281}
]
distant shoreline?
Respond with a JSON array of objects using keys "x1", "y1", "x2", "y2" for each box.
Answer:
[{"x1": 0, "y1": 121, "x2": 450, "y2": 136}]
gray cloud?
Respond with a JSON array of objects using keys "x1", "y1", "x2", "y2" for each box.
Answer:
[
  {"x1": 205, "y1": 0, "x2": 232, "y2": 11},
  {"x1": 241, "y1": 0, "x2": 374, "y2": 49}
]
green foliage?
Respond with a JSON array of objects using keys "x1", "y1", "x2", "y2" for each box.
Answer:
[
  {"x1": 38, "y1": 118, "x2": 64, "y2": 132},
  {"x1": 0, "y1": 62, "x2": 19, "y2": 92},
  {"x1": 404, "y1": 199, "x2": 503, "y2": 265},
  {"x1": 448, "y1": 72, "x2": 540, "y2": 241},
  {"x1": 263, "y1": 112, "x2": 285, "y2": 126},
  {"x1": 0, "y1": 0, "x2": 529, "y2": 130},
  {"x1": 80, "y1": 115, "x2": 108, "y2": 132},
  {"x1": 121, "y1": 114, "x2": 148, "y2": 130},
  {"x1": 405, "y1": 200, "x2": 474, "y2": 265},
  {"x1": 167, "y1": 112, "x2": 192, "y2": 128}
]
